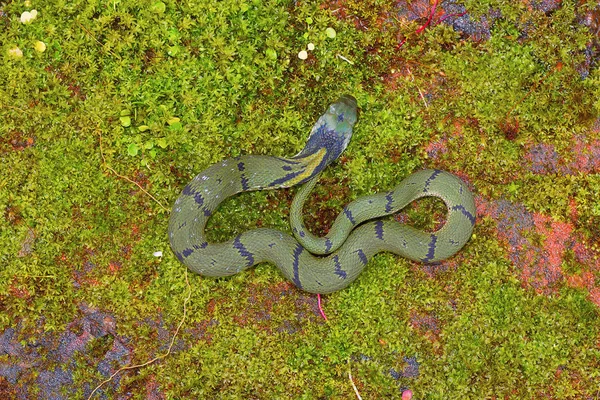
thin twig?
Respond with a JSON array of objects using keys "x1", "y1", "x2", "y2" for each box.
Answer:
[
  {"x1": 317, "y1": 294, "x2": 328, "y2": 321},
  {"x1": 348, "y1": 359, "x2": 362, "y2": 400},
  {"x1": 406, "y1": 67, "x2": 428, "y2": 108},
  {"x1": 336, "y1": 54, "x2": 355, "y2": 65},
  {"x1": 98, "y1": 130, "x2": 169, "y2": 212},
  {"x1": 415, "y1": 0, "x2": 439, "y2": 34},
  {"x1": 74, "y1": 19, "x2": 119, "y2": 59},
  {"x1": 87, "y1": 269, "x2": 192, "y2": 399}
]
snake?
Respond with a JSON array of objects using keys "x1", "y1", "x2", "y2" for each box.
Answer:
[{"x1": 168, "y1": 95, "x2": 475, "y2": 294}]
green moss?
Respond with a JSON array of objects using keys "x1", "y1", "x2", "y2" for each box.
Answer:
[{"x1": 2, "y1": 0, "x2": 600, "y2": 398}]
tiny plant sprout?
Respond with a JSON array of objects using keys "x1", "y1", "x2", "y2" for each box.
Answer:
[
  {"x1": 34, "y1": 41, "x2": 46, "y2": 52},
  {"x1": 325, "y1": 27, "x2": 336, "y2": 39},
  {"x1": 8, "y1": 47, "x2": 23, "y2": 58},
  {"x1": 298, "y1": 50, "x2": 308, "y2": 60},
  {"x1": 120, "y1": 116, "x2": 131, "y2": 127},
  {"x1": 305, "y1": 17, "x2": 313, "y2": 24},
  {"x1": 307, "y1": 43, "x2": 315, "y2": 51},
  {"x1": 265, "y1": 48, "x2": 277, "y2": 60}
]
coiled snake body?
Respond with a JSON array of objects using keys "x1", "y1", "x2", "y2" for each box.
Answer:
[{"x1": 169, "y1": 96, "x2": 475, "y2": 294}]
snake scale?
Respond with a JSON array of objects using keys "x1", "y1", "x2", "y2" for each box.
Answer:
[{"x1": 168, "y1": 95, "x2": 475, "y2": 294}]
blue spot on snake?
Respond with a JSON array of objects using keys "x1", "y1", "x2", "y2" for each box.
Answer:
[
  {"x1": 182, "y1": 248, "x2": 194, "y2": 258},
  {"x1": 423, "y1": 170, "x2": 442, "y2": 193},
  {"x1": 422, "y1": 234, "x2": 438, "y2": 262},
  {"x1": 385, "y1": 191, "x2": 394, "y2": 212},
  {"x1": 233, "y1": 235, "x2": 254, "y2": 266},
  {"x1": 237, "y1": 162, "x2": 245, "y2": 171},
  {"x1": 333, "y1": 255, "x2": 346, "y2": 279},
  {"x1": 355, "y1": 249, "x2": 368, "y2": 265},
  {"x1": 299, "y1": 231, "x2": 305, "y2": 238},
  {"x1": 337, "y1": 113, "x2": 344, "y2": 122},
  {"x1": 194, "y1": 192, "x2": 204, "y2": 206},
  {"x1": 241, "y1": 175, "x2": 249, "y2": 190},
  {"x1": 282, "y1": 165, "x2": 292, "y2": 171},
  {"x1": 325, "y1": 238, "x2": 333, "y2": 253},
  {"x1": 203, "y1": 208, "x2": 212, "y2": 217},
  {"x1": 374, "y1": 220, "x2": 384, "y2": 240},
  {"x1": 292, "y1": 244, "x2": 303, "y2": 289},
  {"x1": 452, "y1": 205, "x2": 476, "y2": 225},
  {"x1": 344, "y1": 207, "x2": 356, "y2": 225},
  {"x1": 175, "y1": 252, "x2": 184, "y2": 262},
  {"x1": 178, "y1": 221, "x2": 187, "y2": 229},
  {"x1": 182, "y1": 184, "x2": 194, "y2": 196}
]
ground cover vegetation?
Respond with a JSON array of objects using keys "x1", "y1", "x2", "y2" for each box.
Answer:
[{"x1": 1, "y1": 0, "x2": 600, "y2": 398}]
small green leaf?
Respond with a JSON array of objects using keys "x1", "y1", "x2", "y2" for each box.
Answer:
[
  {"x1": 120, "y1": 109, "x2": 131, "y2": 116},
  {"x1": 144, "y1": 141, "x2": 154, "y2": 149},
  {"x1": 306, "y1": 17, "x2": 313, "y2": 24},
  {"x1": 167, "y1": 117, "x2": 180, "y2": 125},
  {"x1": 127, "y1": 143, "x2": 139, "y2": 156},
  {"x1": 149, "y1": 149, "x2": 157, "y2": 159},
  {"x1": 325, "y1": 27, "x2": 336, "y2": 39},
  {"x1": 156, "y1": 138, "x2": 167, "y2": 148},
  {"x1": 120, "y1": 116, "x2": 131, "y2": 127},
  {"x1": 151, "y1": 1, "x2": 166, "y2": 14},
  {"x1": 138, "y1": 125, "x2": 150, "y2": 132},
  {"x1": 265, "y1": 48, "x2": 277, "y2": 60},
  {"x1": 169, "y1": 122, "x2": 183, "y2": 131}
]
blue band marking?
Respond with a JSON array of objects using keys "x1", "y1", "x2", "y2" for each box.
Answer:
[
  {"x1": 299, "y1": 230, "x2": 305, "y2": 238},
  {"x1": 374, "y1": 220, "x2": 384, "y2": 240},
  {"x1": 268, "y1": 169, "x2": 306, "y2": 187},
  {"x1": 175, "y1": 252, "x2": 184, "y2": 262},
  {"x1": 423, "y1": 169, "x2": 442, "y2": 193},
  {"x1": 451, "y1": 205, "x2": 476, "y2": 225},
  {"x1": 282, "y1": 165, "x2": 292, "y2": 171},
  {"x1": 292, "y1": 244, "x2": 303, "y2": 288},
  {"x1": 333, "y1": 255, "x2": 346, "y2": 279},
  {"x1": 337, "y1": 113, "x2": 344, "y2": 122},
  {"x1": 325, "y1": 238, "x2": 333, "y2": 253},
  {"x1": 344, "y1": 207, "x2": 356, "y2": 225},
  {"x1": 385, "y1": 191, "x2": 394, "y2": 213},
  {"x1": 421, "y1": 234, "x2": 438, "y2": 262},
  {"x1": 182, "y1": 248, "x2": 194, "y2": 258},
  {"x1": 355, "y1": 249, "x2": 368, "y2": 265},
  {"x1": 237, "y1": 162, "x2": 245, "y2": 171},
  {"x1": 203, "y1": 208, "x2": 212, "y2": 217},
  {"x1": 178, "y1": 221, "x2": 187, "y2": 229},
  {"x1": 233, "y1": 235, "x2": 254, "y2": 266},
  {"x1": 182, "y1": 184, "x2": 195, "y2": 196},
  {"x1": 193, "y1": 242, "x2": 208, "y2": 250},
  {"x1": 241, "y1": 175, "x2": 249, "y2": 190}
]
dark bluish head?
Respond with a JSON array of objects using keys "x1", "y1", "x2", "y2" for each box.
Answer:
[{"x1": 294, "y1": 95, "x2": 358, "y2": 162}]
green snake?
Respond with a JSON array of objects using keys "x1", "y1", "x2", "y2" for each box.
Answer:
[{"x1": 168, "y1": 95, "x2": 475, "y2": 294}]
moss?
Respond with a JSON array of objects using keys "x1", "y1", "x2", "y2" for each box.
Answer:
[{"x1": 1, "y1": 0, "x2": 600, "y2": 398}]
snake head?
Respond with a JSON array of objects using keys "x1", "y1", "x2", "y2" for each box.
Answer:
[{"x1": 294, "y1": 95, "x2": 358, "y2": 165}]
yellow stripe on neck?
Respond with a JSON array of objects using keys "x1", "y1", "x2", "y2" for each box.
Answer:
[{"x1": 289, "y1": 147, "x2": 328, "y2": 186}]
